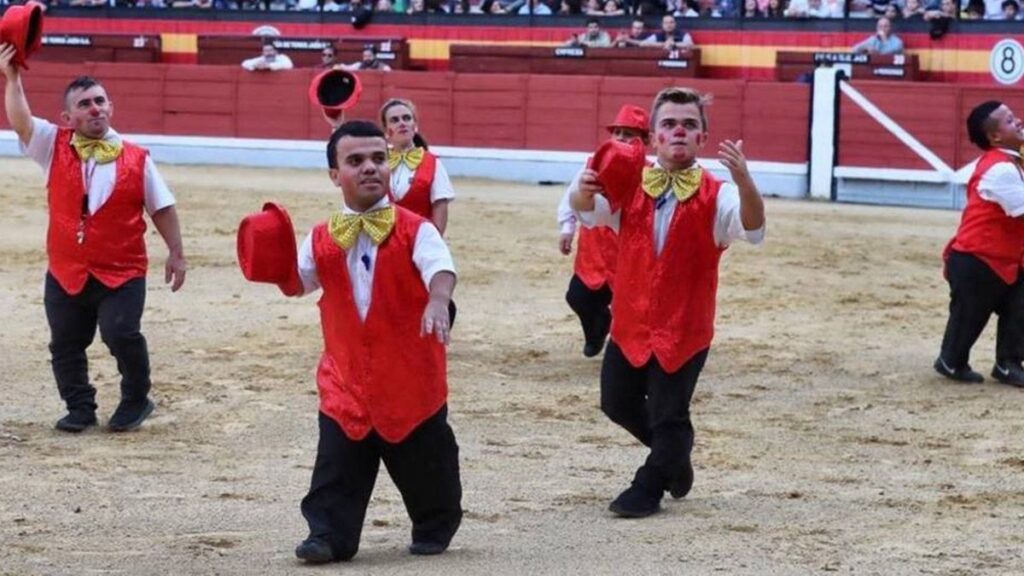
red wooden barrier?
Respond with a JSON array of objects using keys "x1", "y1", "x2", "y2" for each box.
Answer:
[{"x1": 1, "y1": 64, "x2": 812, "y2": 164}]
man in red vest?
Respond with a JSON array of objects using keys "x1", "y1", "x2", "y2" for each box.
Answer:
[
  {"x1": 936, "y1": 100, "x2": 1024, "y2": 387},
  {"x1": 557, "y1": 104, "x2": 650, "y2": 357},
  {"x1": 570, "y1": 87, "x2": 765, "y2": 518},
  {"x1": 1, "y1": 44, "x2": 186, "y2": 433},
  {"x1": 290, "y1": 121, "x2": 461, "y2": 564}
]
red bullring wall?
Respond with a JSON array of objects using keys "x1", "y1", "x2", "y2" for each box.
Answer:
[{"x1": 0, "y1": 63, "x2": 811, "y2": 164}]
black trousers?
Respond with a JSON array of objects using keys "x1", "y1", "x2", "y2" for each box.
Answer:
[
  {"x1": 300, "y1": 406, "x2": 463, "y2": 561},
  {"x1": 565, "y1": 274, "x2": 612, "y2": 347},
  {"x1": 43, "y1": 273, "x2": 151, "y2": 414},
  {"x1": 600, "y1": 341, "x2": 708, "y2": 494},
  {"x1": 940, "y1": 251, "x2": 1024, "y2": 368}
]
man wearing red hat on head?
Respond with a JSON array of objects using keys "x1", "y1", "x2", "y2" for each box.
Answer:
[
  {"x1": 935, "y1": 101, "x2": 1024, "y2": 388},
  {"x1": 238, "y1": 120, "x2": 461, "y2": 564},
  {"x1": 2, "y1": 43, "x2": 186, "y2": 434},
  {"x1": 557, "y1": 104, "x2": 650, "y2": 358},
  {"x1": 570, "y1": 87, "x2": 765, "y2": 518}
]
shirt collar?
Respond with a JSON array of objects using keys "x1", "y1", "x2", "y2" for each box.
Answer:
[
  {"x1": 341, "y1": 195, "x2": 390, "y2": 215},
  {"x1": 68, "y1": 127, "x2": 121, "y2": 144},
  {"x1": 998, "y1": 147, "x2": 1021, "y2": 159}
]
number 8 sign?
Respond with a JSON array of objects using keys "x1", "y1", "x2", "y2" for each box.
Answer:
[{"x1": 990, "y1": 39, "x2": 1024, "y2": 86}]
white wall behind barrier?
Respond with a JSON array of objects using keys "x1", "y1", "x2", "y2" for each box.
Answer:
[{"x1": 0, "y1": 131, "x2": 809, "y2": 198}]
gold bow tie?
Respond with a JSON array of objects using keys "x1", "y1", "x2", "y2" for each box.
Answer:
[
  {"x1": 642, "y1": 165, "x2": 703, "y2": 203},
  {"x1": 71, "y1": 133, "x2": 123, "y2": 165},
  {"x1": 328, "y1": 206, "x2": 396, "y2": 250},
  {"x1": 387, "y1": 147, "x2": 424, "y2": 171}
]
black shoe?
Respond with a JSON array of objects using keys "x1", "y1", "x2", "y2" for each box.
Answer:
[
  {"x1": 609, "y1": 484, "x2": 662, "y2": 518},
  {"x1": 667, "y1": 460, "x2": 694, "y2": 499},
  {"x1": 409, "y1": 540, "x2": 448, "y2": 556},
  {"x1": 991, "y1": 362, "x2": 1024, "y2": 387},
  {"x1": 108, "y1": 399, "x2": 155, "y2": 432},
  {"x1": 55, "y1": 411, "x2": 97, "y2": 433},
  {"x1": 583, "y1": 340, "x2": 604, "y2": 358},
  {"x1": 295, "y1": 538, "x2": 336, "y2": 564},
  {"x1": 934, "y1": 357, "x2": 984, "y2": 383}
]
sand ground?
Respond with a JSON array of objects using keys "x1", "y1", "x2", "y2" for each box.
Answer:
[{"x1": 1, "y1": 157, "x2": 1022, "y2": 576}]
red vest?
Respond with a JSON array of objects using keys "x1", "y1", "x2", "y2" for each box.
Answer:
[
  {"x1": 47, "y1": 128, "x2": 149, "y2": 295},
  {"x1": 574, "y1": 226, "x2": 618, "y2": 290},
  {"x1": 948, "y1": 149, "x2": 1024, "y2": 284},
  {"x1": 610, "y1": 171, "x2": 725, "y2": 373},
  {"x1": 394, "y1": 150, "x2": 437, "y2": 220},
  {"x1": 312, "y1": 207, "x2": 447, "y2": 443}
]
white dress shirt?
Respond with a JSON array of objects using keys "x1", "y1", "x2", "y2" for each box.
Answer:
[
  {"x1": 556, "y1": 168, "x2": 584, "y2": 236},
  {"x1": 241, "y1": 54, "x2": 294, "y2": 71},
  {"x1": 390, "y1": 155, "x2": 456, "y2": 205},
  {"x1": 297, "y1": 197, "x2": 456, "y2": 321},
  {"x1": 577, "y1": 161, "x2": 765, "y2": 254},
  {"x1": 978, "y1": 149, "x2": 1024, "y2": 217},
  {"x1": 22, "y1": 117, "x2": 176, "y2": 216}
]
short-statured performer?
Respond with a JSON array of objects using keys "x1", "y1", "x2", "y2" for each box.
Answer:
[
  {"x1": 571, "y1": 87, "x2": 765, "y2": 518},
  {"x1": 1, "y1": 43, "x2": 186, "y2": 433},
  {"x1": 238, "y1": 121, "x2": 462, "y2": 563},
  {"x1": 557, "y1": 104, "x2": 650, "y2": 357},
  {"x1": 935, "y1": 100, "x2": 1024, "y2": 387}
]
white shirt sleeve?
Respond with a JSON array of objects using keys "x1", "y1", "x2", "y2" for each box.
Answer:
[
  {"x1": 267, "y1": 55, "x2": 294, "y2": 70},
  {"x1": 429, "y1": 159, "x2": 456, "y2": 204},
  {"x1": 241, "y1": 56, "x2": 262, "y2": 71},
  {"x1": 143, "y1": 156, "x2": 176, "y2": 215},
  {"x1": 413, "y1": 222, "x2": 456, "y2": 290},
  {"x1": 978, "y1": 162, "x2": 1024, "y2": 217},
  {"x1": 21, "y1": 117, "x2": 58, "y2": 181},
  {"x1": 297, "y1": 231, "x2": 321, "y2": 296},
  {"x1": 557, "y1": 168, "x2": 583, "y2": 235},
  {"x1": 576, "y1": 194, "x2": 621, "y2": 233},
  {"x1": 715, "y1": 183, "x2": 765, "y2": 247}
]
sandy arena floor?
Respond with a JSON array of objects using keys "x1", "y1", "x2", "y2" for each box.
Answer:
[{"x1": 1, "y1": 157, "x2": 1023, "y2": 575}]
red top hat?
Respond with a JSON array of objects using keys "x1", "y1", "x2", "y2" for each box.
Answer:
[
  {"x1": 0, "y1": 1, "x2": 44, "y2": 70},
  {"x1": 237, "y1": 202, "x2": 303, "y2": 296},
  {"x1": 587, "y1": 138, "x2": 647, "y2": 208},
  {"x1": 606, "y1": 104, "x2": 650, "y2": 135},
  {"x1": 308, "y1": 68, "x2": 362, "y2": 120}
]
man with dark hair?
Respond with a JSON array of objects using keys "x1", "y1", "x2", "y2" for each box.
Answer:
[
  {"x1": 642, "y1": 14, "x2": 695, "y2": 52},
  {"x1": 289, "y1": 120, "x2": 462, "y2": 563},
  {"x1": 936, "y1": 101, "x2": 1024, "y2": 387},
  {"x1": 570, "y1": 87, "x2": 765, "y2": 518},
  {"x1": 241, "y1": 40, "x2": 293, "y2": 71},
  {"x1": 614, "y1": 18, "x2": 648, "y2": 48},
  {"x1": 566, "y1": 17, "x2": 613, "y2": 47},
  {"x1": 1, "y1": 43, "x2": 186, "y2": 433},
  {"x1": 339, "y1": 45, "x2": 392, "y2": 71}
]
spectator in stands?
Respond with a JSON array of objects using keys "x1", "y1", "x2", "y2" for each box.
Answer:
[
  {"x1": 341, "y1": 46, "x2": 392, "y2": 71},
  {"x1": 743, "y1": 0, "x2": 759, "y2": 16},
  {"x1": 665, "y1": 0, "x2": 699, "y2": 15},
  {"x1": 242, "y1": 42, "x2": 294, "y2": 71},
  {"x1": 1002, "y1": 0, "x2": 1021, "y2": 19},
  {"x1": 317, "y1": 45, "x2": 338, "y2": 69},
  {"x1": 852, "y1": 16, "x2": 904, "y2": 54},
  {"x1": 643, "y1": 15, "x2": 696, "y2": 52},
  {"x1": 614, "y1": 18, "x2": 648, "y2": 47},
  {"x1": 902, "y1": 0, "x2": 926, "y2": 18},
  {"x1": 882, "y1": 3, "x2": 900, "y2": 18},
  {"x1": 764, "y1": 0, "x2": 787, "y2": 16},
  {"x1": 557, "y1": 0, "x2": 585, "y2": 13},
  {"x1": 407, "y1": 0, "x2": 425, "y2": 11},
  {"x1": 567, "y1": 18, "x2": 613, "y2": 47},
  {"x1": 924, "y1": 0, "x2": 956, "y2": 19},
  {"x1": 785, "y1": 0, "x2": 839, "y2": 17},
  {"x1": 518, "y1": 0, "x2": 554, "y2": 13},
  {"x1": 962, "y1": 0, "x2": 986, "y2": 17},
  {"x1": 479, "y1": 0, "x2": 507, "y2": 11},
  {"x1": 868, "y1": 0, "x2": 893, "y2": 16}
]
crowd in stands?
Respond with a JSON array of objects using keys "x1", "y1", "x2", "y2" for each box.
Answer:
[{"x1": 11, "y1": 0, "x2": 1022, "y2": 19}]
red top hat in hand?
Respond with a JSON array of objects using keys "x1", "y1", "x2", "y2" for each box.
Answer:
[
  {"x1": 588, "y1": 138, "x2": 647, "y2": 209},
  {"x1": 0, "y1": 1, "x2": 44, "y2": 70},
  {"x1": 309, "y1": 68, "x2": 362, "y2": 120},
  {"x1": 237, "y1": 202, "x2": 303, "y2": 297},
  {"x1": 606, "y1": 104, "x2": 650, "y2": 136}
]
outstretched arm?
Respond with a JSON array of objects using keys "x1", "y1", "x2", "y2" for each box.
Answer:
[
  {"x1": 1, "y1": 43, "x2": 34, "y2": 146},
  {"x1": 151, "y1": 206, "x2": 187, "y2": 292},
  {"x1": 718, "y1": 139, "x2": 764, "y2": 231}
]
